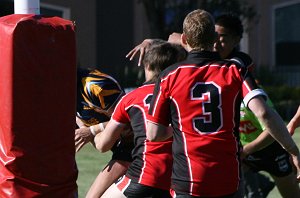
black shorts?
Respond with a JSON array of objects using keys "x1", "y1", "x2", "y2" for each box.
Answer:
[
  {"x1": 243, "y1": 141, "x2": 293, "y2": 177},
  {"x1": 116, "y1": 175, "x2": 171, "y2": 198},
  {"x1": 173, "y1": 192, "x2": 235, "y2": 198},
  {"x1": 111, "y1": 135, "x2": 134, "y2": 162}
]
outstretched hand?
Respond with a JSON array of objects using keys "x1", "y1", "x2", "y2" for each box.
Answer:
[
  {"x1": 126, "y1": 39, "x2": 153, "y2": 66},
  {"x1": 75, "y1": 126, "x2": 94, "y2": 152}
]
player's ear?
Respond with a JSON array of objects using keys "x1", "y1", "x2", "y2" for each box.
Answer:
[{"x1": 181, "y1": 33, "x2": 187, "y2": 46}]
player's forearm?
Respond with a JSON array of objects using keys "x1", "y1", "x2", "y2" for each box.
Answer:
[
  {"x1": 242, "y1": 130, "x2": 274, "y2": 155},
  {"x1": 146, "y1": 122, "x2": 172, "y2": 142},
  {"x1": 248, "y1": 97, "x2": 299, "y2": 156},
  {"x1": 94, "y1": 120, "x2": 123, "y2": 153},
  {"x1": 258, "y1": 107, "x2": 299, "y2": 156},
  {"x1": 94, "y1": 133, "x2": 109, "y2": 152},
  {"x1": 92, "y1": 122, "x2": 107, "y2": 150}
]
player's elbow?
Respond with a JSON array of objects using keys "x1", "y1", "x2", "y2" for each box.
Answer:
[
  {"x1": 146, "y1": 122, "x2": 171, "y2": 142},
  {"x1": 96, "y1": 143, "x2": 110, "y2": 153},
  {"x1": 146, "y1": 132, "x2": 158, "y2": 142},
  {"x1": 146, "y1": 122, "x2": 160, "y2": 142},
  {"x1": 94, "y1": 137, "x2": 110, "y2": 153}
]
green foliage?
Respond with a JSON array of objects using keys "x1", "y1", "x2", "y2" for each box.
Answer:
[{"x1": 139, "y1": 0, "x2": 257, "y2": 39}]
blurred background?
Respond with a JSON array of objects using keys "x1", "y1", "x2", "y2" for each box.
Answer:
[{"x1": 1, "y1": 0, "x2": 299, "y2": 120}]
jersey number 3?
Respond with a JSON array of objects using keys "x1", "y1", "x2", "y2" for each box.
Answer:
[{"x1": 191, "y1": 82, "x2": 222, "y2": 134}]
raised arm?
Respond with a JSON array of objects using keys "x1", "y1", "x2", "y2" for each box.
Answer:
[
  {"x1": 167, "y1": 32, "x2": 189, "y2": 51},
  {"x1": 126, "y1": 39, "x2": 166, "y2": 66},
  {"x1": 242, "y1": 130, "x2": 274, "y2": 157}
]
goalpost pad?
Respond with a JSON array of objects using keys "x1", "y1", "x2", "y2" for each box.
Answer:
[{"x1": 0, "y1": 14, "x2": 78, "y2": 197}]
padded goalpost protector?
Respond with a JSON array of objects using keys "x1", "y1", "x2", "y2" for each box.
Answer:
[{"x1": 0, "y1": 14, "x2": 78, "y2": 198}]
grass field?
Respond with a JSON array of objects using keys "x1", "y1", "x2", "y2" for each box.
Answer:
[{"x1": 76, "y1": 128, "x2": 300, "y2": 198}]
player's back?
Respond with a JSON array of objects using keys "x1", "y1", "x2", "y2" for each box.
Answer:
[
  {"x1": 152, "y1": 51, "x2": 246, "y2": 196},
  {"x1": 113, "y1": 83, "x2": 173, "y2": 190}
]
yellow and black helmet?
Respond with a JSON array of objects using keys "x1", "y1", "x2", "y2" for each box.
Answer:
[{"x1": 77, "y1": 68, "x2": 124, "y2": 125}]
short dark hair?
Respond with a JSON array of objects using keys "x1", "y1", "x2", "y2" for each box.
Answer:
[
  {"x1": 143, "y1": 42, "x2": 186, "y2": 82},
  {"x1": 215, "y1": 13, "x2": 243, "y2": 38}
]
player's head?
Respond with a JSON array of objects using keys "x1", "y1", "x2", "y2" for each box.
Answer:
[
  {"x1": 142, "y1": 42, "x2": 186, "y2": 82},
  {"x1": 182, "y1": 9, "x2": 216, "y2": 51},
  {"x1": 214, "y1": 13, "x2": 243, "y2": 58}
]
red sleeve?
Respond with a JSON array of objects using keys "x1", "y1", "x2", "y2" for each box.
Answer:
[{"x1": 112, "y1": 95, "x2": 130, "y2": 124}]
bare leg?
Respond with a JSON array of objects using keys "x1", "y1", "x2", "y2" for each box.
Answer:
[
  {"x1": 272, "y1": 172, "x2": 300, "y2": 198},
  {"x1": 101, "y1": 183, "x2": 126, "y2": 198},
  {"x1": 85, "y1": 160, "x2": 130, "y2": 198}
]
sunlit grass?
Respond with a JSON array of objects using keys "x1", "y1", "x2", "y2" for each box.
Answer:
[
  {"x1": 76, "y1": 144, "x2": 112, "y2": 198},
  {"x1": 76, "y1": 128, "x2": 300, "y2": 198}
]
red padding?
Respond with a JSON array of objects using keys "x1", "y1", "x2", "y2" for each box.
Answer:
[{"x1": 0, "y1": 14, "x2": 78, "y2": 198}]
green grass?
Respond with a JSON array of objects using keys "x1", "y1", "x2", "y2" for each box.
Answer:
[
  {"x1": 76, "y1": 144, "x2": 112, "y2": 198},
  {"x1": 260, "y1": 127, "x2": 300, "y2": 198},
  {"x1": 76, "y1": 128, "x2": 300, "y2": 198}
]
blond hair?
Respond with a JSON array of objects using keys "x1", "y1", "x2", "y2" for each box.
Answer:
[{"x1": 183, "y1": 9, "x2": 215, "y2": 51}]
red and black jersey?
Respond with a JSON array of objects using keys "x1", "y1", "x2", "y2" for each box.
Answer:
[
  {"x1": 112, "y1": 83, "x2": 173, "y2": 190},
  {"x1": 148, "y1": 51, "x2": 266, "y2": 197}
]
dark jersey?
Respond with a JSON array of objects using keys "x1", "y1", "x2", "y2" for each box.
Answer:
[
  {"x1": 112, "y1": 83, "x2": 173, "y2": 190},
  {"x1": 148, "y1": 51, "x2": 266, "y2": 197},
  {"x1": 227, "y1": 50, "x2": 254, "y2": 71},
  {"x1": 77, "y1": 69, "x2": 125, "y2": 126}
]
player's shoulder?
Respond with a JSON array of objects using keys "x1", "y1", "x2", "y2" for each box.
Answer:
[
  {"x1": 227, "y1": 51, "x2": 254, "y2": 69},
  {"x1": 159, "y1": 57, "x2": 197, "y2": 78}
]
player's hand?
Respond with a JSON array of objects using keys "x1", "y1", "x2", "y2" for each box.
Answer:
[
  {"x1": 126, "y1": 39, "x2": 153, "y2": 66},
  {"x1": 168, "y1": 32, "x2": 182, "y2": 45},
  {"x1": 76, "y1": 116, "x2": 85, "y2": 128},
  {"x1": 168, "y1": 32, "x2": 189, "y2": 51},
  {"x1": 287, "y1": 122, "x2": 296, "y2": 136},
  {"x1": 290, "y1": 154, "x2": 300, "y2": 182},
  {"x1": 75, "y1": 126, "x2": 94, "y2": 152}
]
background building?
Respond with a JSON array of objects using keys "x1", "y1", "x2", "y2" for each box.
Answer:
[
  {"x1": 1, "y1": 0, "x2": 299, "y2": 86},
  {"x1": 244, "y1": 0, "x2": 300, "y2": 86},
  {"x1": 1, "y1": 0, "x2": 299, "y2": 118}
]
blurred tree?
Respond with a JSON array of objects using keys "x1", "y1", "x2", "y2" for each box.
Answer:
[
  {"x1": 126, "y1": 0, "x2": 257, "y2": 88},
  {"x1": 139, "y1": 0, "x2": 257, "y2": 39}
]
